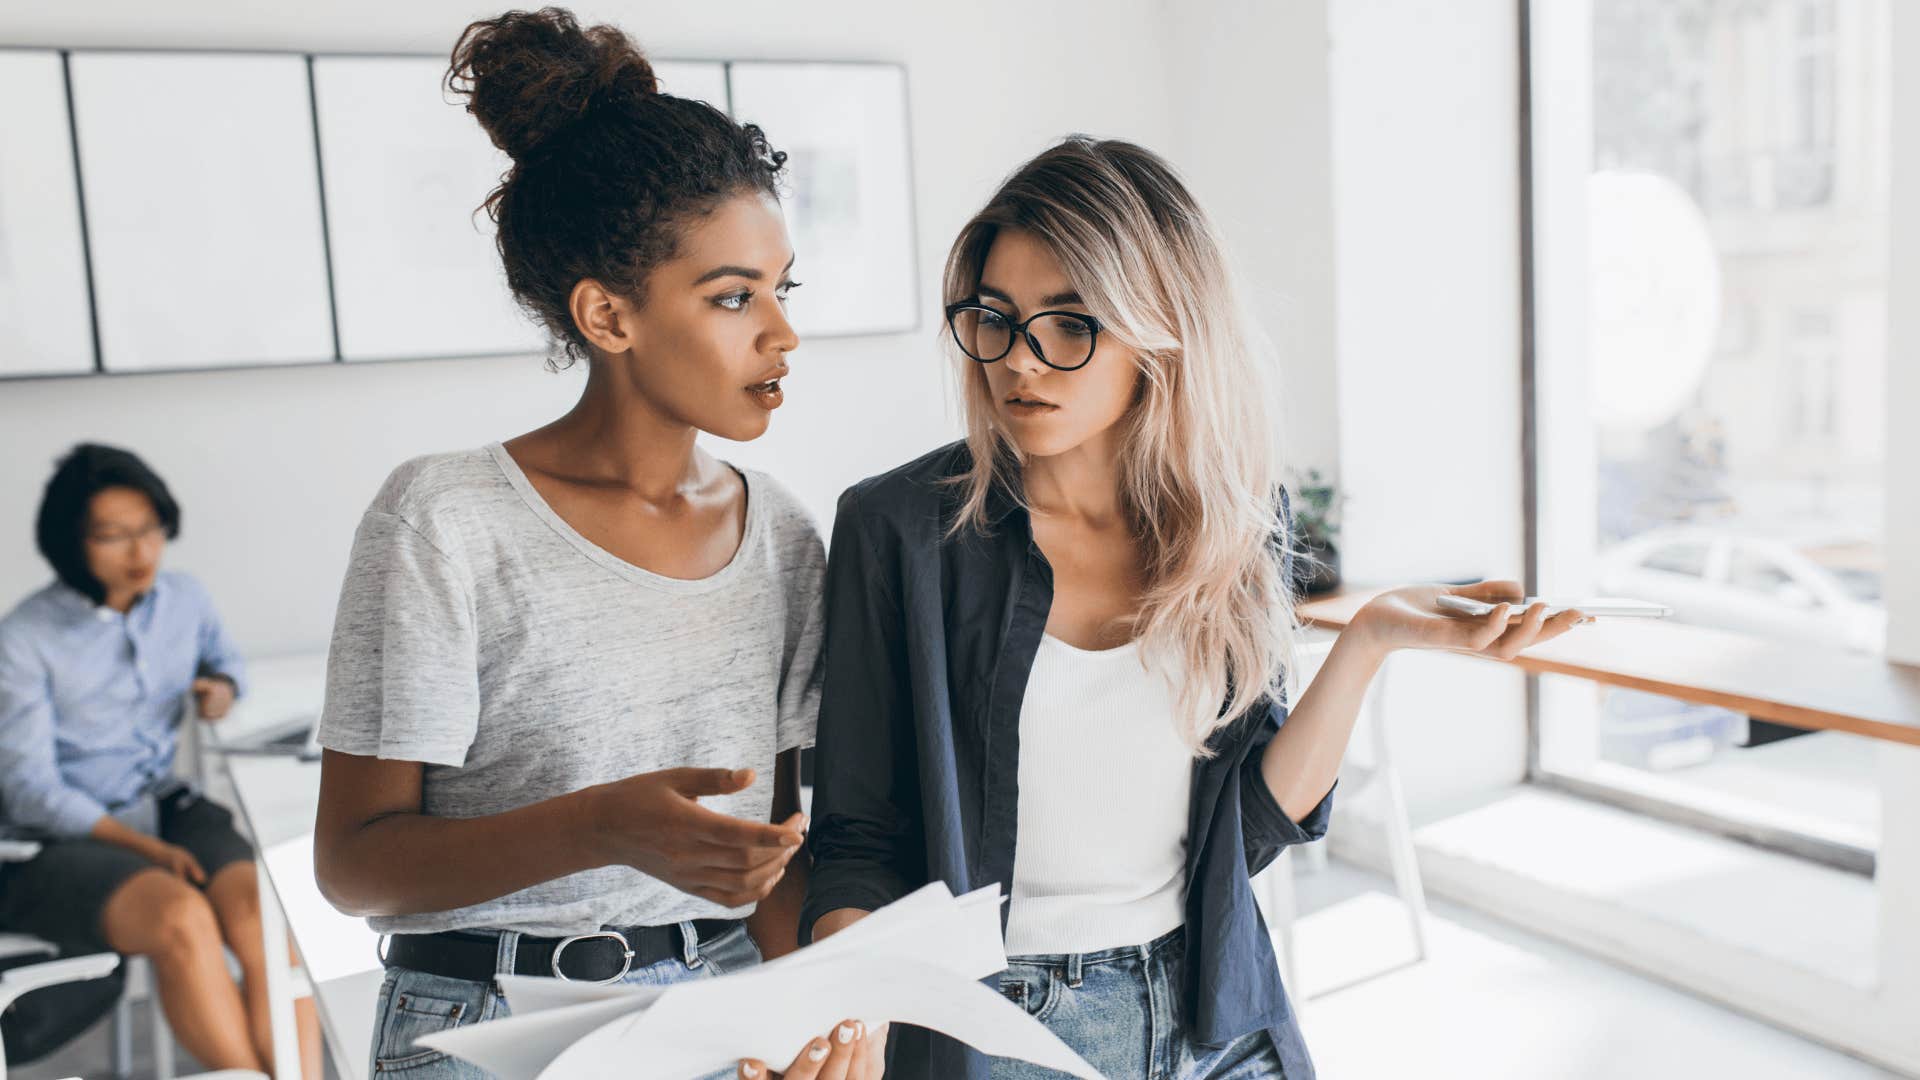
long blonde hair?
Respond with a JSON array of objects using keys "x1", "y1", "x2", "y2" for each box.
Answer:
[{"x1": 944, "y1": 136, "x2": 1301, "y2": 753}]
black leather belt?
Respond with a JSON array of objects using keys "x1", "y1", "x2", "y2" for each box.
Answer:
[{"x1": 383, "y1": 918, "x2": 741, "y2": 985}]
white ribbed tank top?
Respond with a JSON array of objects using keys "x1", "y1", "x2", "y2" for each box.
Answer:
[{"x1": 1002, "y1": 632, "x2": 1195, "y2": 957}]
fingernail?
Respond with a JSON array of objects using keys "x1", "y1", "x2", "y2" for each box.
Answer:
[
  {"x1": 809, "y1": 1041, "x2": 830, "y2": 1062},
  {"x1": 838, "y1": 1023, "x2": 856, "y2": 1044},
  {"x1": 741, "y1": 1065, "x2": 760, "y2": 1078},
  {"x1": 857, "y1": 1021, "x2": 868, "y2": 1039}
]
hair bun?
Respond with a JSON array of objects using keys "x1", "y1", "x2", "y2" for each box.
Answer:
[{"x1": 448, "y1": 7, "x2": 659, "y2": 162}]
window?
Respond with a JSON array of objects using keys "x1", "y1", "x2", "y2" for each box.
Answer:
[
  {"x1": 1526, "y1": 0, "x2": 1888, "y2": 870},
  {"x1": 1726, "y1": 548, "x2": 1812, "y2": 605},
  {"x1": 1642, "y1": 542, "x2": 1708, "y2": 577}
]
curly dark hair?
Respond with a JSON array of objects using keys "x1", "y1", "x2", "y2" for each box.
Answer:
[
  {"x1": 35, "y1": 444, "x2": 181, "y2": 606},
  {"x1": 448, "y1": 7, "x2": 788, "y2": 368}
]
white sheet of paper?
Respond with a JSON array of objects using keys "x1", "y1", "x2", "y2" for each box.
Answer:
[
  {"x1": 769, "y1": 882, "x2": 1005, "y2": 981},
  {"x1": 420, "y1": 884, "x2": 1104, "y2": 1080},
  {"x1": 537, "y1": 956, "x2": 1102, "y2": 1080},
  {"x1": 415, "y1": 994, "x2": 651, "y2": 1080},
  {"x1": 498, "y1": 973, "x2": 666, "y2": 1015}
]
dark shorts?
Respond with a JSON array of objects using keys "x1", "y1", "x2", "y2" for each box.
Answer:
[{"x1": 0, "y1": 789, "x2": 254, "y2": 952}]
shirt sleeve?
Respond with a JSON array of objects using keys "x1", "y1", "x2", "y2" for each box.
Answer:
[
  {"x1": 799, "y1": 487, "x2": 924, "y2": 942},
  {"x1": 191, "y1": 581, "x2": 248, "y2": 699},
  {"x1": 775, "y1": 525, "x2": 826, "y2": 756},
  {"x1": 1240, "y1": 485, "x2": 1334, "y2": 874},
  {"x1": 1240, "y1": 745, "x2": 1334, "y2": 876},
  {"x1": 316, "y1": 511, "x2": 481, "y2": 767},
  {"x1": 0, "y1": 627, "x2": 109, "y2": 837}
]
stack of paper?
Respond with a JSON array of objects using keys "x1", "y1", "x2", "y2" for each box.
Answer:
[{"x1": 418, "y1": 883, "x2": 1104, "y2": 1079}]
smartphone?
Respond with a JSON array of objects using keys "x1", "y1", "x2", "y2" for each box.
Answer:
[{"x1": 1434, "y1": 595, "x2": 1672, "y2": 620}]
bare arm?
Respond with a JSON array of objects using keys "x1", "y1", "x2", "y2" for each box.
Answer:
[
  {"x1": 1260, "y1": 581, "x2": 1586, "y2": 820},
  {"x1": 1259, "y1": 629, "x2": 1388, "y2": 821},
  {"x1": 744, "y1": 748, "x2": 810, "y2": 960},
  {"x1": 314, "y1": 750, "x2": 805, "y2": 919}
]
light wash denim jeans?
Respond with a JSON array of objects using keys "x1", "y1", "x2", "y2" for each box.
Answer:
[
  {"x1": 368, "y1": 921, "x2": 762, "y2": 1078},
  {"x1": 990, "y1": 927, "x2": 1286, "y2": 1080}
]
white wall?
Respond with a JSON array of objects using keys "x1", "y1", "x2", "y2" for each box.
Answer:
[
  {"x1": 1888, "y1": 4, "x2": 1920, "y2": 668},
  {"x1": 1326, "y1": 0, "x2": 1532, "y2": 815},
  {"x1": 0, "y1": 0, "x2": 1177, "y2": 658},
  {"x1": 1157, "y1": 0, "x2": 1342, "y2": 475},
  {"x1": 1153, "y1": 0, "x2": 1533, "y2": 817}
]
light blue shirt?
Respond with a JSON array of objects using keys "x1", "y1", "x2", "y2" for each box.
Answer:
[{"x1": 0, "y1": 572, "x2": 246, "y2": 837}]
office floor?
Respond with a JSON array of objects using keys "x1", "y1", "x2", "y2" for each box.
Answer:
[
  {"x1": 16, "y1": 857, "x2": 1895, "y2": 1080},
  {"x1": 1290, "y1": 858, "x2": 1900, "y2": 1079}
]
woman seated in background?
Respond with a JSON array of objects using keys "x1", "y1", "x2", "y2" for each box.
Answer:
[{"x1": 0, "y1": 443, "x2": 318, "y2": 1077}]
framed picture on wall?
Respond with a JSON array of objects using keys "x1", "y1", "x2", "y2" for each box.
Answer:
[
  {"x1": 0, "y1": 50, "x2": 95, "y2": 378},
  {"x1": 67, "y1": 51, "x2": 334, "y2": 372},
  {"x1": 313, "y1": 54, "x2": 545, "y2": 361},
  {"x1": 726, "y1": 62, "x2": 918, "y2": 338}
]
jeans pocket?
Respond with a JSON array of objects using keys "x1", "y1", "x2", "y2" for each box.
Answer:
[
  {"x1": 998, "y1": 967, "x2": 1058, "y2": 1021},
  {"x1": 371, "y1": 969, "x2": 496, "y2": 1074}
]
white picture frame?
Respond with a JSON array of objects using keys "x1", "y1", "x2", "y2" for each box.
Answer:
[
  {"x1": 312, "y1": 54, "x2": 544, "y2": 362},
  {"x1": 68, "y1": 51, "x2": 334, "y2": 372},
  {"x1": 726, "y1": 62, "x2": 918, "y2": 338},
  {"x1": 0, "y1": 50, "x2": 95, "y2": 378}
]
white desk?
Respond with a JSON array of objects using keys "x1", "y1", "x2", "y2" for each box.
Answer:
[{"x1": 199, "y1": 655, "x2": 383, "y2": 1080}]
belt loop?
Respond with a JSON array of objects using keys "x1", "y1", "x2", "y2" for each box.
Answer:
[
  {"x1": 494, "y1": 929, "x2": 521, "y2": 982},
  {"x1": 679, "y1": 920, "x2": 703, "y2": 969},
  {"x1": 1066, "y1": 952, "x2": 1084, "y2": 988}
]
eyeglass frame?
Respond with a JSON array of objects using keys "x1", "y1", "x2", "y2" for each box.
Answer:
[
  {"x1": 83, "y1": 522, "x2": 168, "y2": 553},
  {"x1": 944, "y1": 301, "x2": 1104, "y2": 372}
]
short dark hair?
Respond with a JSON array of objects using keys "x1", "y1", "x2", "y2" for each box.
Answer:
[
  {"x1": 448, "y1": 7, "x2": 788, "y2": 369},
  {"x1": 34, "y1": 444, "x2": 180, "y2": 605}
]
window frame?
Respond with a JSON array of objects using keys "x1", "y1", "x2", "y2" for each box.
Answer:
[{"x1": 1517, "y1": 0, "x2": 1873, "y2": 877}]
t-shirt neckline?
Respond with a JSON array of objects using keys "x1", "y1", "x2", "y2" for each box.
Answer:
[{"x1": 485, "y1": 441, "x2": 762, "y2": 593}]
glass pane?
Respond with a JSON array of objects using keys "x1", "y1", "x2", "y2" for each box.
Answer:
[
  {"x1": 1532, "y1": 0, "x2": 1887, "y2": 861},
  {"x1": 1641, "y1": 542, "x2": 1709, "y2": 577},
  {"x1": 1580, "y1": 0, "x2": 1886, "y2": 656}
]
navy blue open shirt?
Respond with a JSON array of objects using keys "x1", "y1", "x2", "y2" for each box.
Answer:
[{"x1": 800, "y1": 442, "x2": 1333, "y2": 1079}]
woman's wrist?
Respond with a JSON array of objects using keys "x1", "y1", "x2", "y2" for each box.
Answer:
[
  {"x1": 570, "y1": 783, "x2": 619, "y2": 869},
  {"x1": 1338, "y1": 600, "x2": 1400, "y2": 662},
  {"x1": 121, "y1": 833, "x2": 168, "y2": 863},
  {"x1": 89, "y1": 816, "x2": 153, "y2": 856}
]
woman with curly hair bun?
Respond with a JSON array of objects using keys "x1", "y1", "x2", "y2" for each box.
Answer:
[{"x1": 313, "y1": 10, "x2": 875, "y2": 1078}]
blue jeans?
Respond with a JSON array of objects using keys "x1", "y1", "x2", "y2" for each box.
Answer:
[
  {"x1": 990, "y1": 927, "x2": 1286, "y2": 1080},
  {"x1": 368, "y1": 921, "x2": 762, "y2": 1078}
]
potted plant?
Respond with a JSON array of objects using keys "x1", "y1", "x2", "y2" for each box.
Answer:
[{"x1": 1287, "y1": 468, "x2": 1345, "y2": 596}]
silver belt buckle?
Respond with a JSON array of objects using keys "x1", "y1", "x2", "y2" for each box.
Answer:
[{"x1": 549, "y1": 930, "x2": 634, "y2": 984}]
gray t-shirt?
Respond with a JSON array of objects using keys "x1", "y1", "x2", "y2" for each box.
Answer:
[{"x1": 317, "y1": 443, "x2": 823, "y2": 936}]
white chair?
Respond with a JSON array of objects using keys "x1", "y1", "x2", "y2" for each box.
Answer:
[
  {"x1": 0, "y1": 947, "x2": 121, "y2": 1080},
  {"x1": 0, "y1": 946, "x2": 264, "y2": 1080},
  {"x1": 1261, "y1": 638, "x2": 1431, "y2": 996},
  {"x1": 0, "y1": 841, "x2": 263, "y2": 1080},
  {"x1": 111, "y1": 956, "x2": 179, "y2": 1080}
]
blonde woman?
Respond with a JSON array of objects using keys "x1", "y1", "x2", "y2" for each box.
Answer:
[{"x1": 789, "y1": 138, "x2": 1584, "y2": 1080}]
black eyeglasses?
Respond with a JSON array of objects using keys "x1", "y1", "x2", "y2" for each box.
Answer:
[{"x1": 945, "y1": 301, "x2": 1103, "y2": 372}]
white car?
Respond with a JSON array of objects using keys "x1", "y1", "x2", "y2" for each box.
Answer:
[{"x1": 1596, "y1": 528, "x2": 1886, "y2": 654}]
